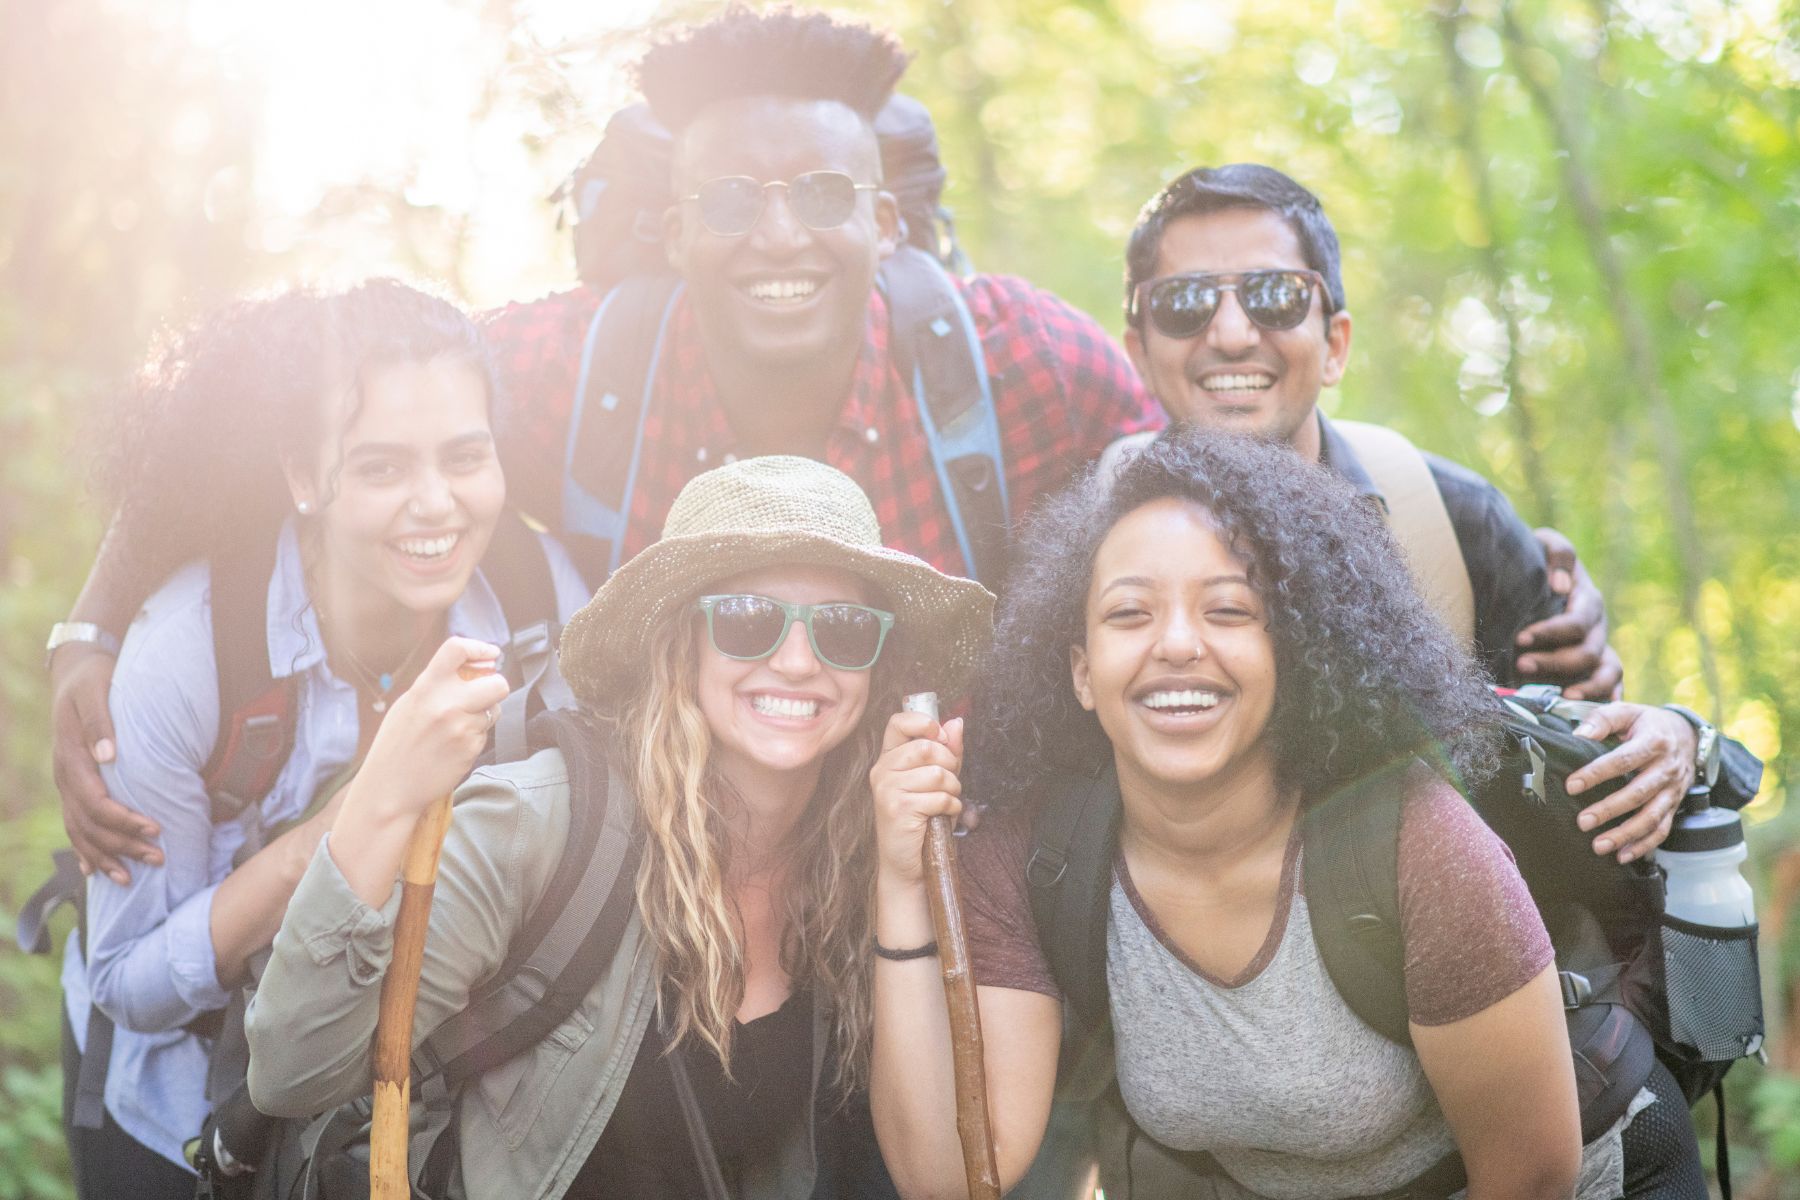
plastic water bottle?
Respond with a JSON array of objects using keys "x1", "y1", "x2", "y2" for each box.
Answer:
[
  {"x1": 1658, "y1": 788, "x2": 1756, "y2": 928},
  {"x1": 1654, "y1": 784, "x2": 1763, "y2": 1061}
]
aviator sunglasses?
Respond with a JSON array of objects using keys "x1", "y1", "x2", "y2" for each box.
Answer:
[
  {"x1": 682, "y1": 171, "x2": 880, "y2": 237},
  {"x1": 1130, "y1": 269, "x2": 1332, "y2": 339},
  {"x1": 696, "y1": 594, "x2": 896, "y2": 671}
]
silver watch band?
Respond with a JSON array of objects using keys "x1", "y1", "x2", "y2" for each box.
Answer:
[
  {"x1": 1664, "y1": 704, "x2": 1722, "y2": 789},
  {"x1": 45, "y1": 621, "x2": 122, "y2": 670}
]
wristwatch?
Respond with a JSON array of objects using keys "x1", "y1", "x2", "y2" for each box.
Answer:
[
  {"x1": 44, "y1": 622, "x2": 122, "y2": 671},
  {"x1": 1664, "y1": 704, "x2": 1722, "y2": 789}
]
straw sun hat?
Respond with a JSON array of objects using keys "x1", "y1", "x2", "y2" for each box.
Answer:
[{"x1": 558, "y1": 456, "x2": 995, "y2": 706}]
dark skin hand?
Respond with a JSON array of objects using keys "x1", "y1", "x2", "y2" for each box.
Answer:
[
  {"x1": 1518, "y1": 527, "x2": 1623, "y2": 700},
  {"x1": 50, "y1": 644, "x2": 161, "y2": 885},
  {"x1": 1567, "y1": 703, "x2": 1696, "y2": 864}
]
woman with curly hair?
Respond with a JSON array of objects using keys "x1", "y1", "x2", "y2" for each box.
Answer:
[
  {"x1": 63, "y1": 279, "x2": 589, "y2": 1198},
  {"x1": 248, "y1": 456, "x2": 994, "y2": 1199},
  {"x1": 869, "y1": 428, "x2": 1699, "y2": 1199}
]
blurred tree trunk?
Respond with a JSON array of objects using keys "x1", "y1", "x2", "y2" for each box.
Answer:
[
  {"x1": 1499, "y1": 0, "x2": 1724, "y2": 718},
  {"x1": 1433, "y1": 2, "x2": 1557, "y2": 528}
]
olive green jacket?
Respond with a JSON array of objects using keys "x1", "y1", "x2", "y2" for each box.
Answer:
[{"x1": 246, "y1": 747, "x2": 828, "y2": 1200}]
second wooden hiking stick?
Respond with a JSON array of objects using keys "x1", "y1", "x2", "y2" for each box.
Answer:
[
  {"x1": 369, "y1": 664, "x2": 490, "y2": 1200},
  {"x1": 903, "y1": 691, "x2": 1002, "y2": 1200}
]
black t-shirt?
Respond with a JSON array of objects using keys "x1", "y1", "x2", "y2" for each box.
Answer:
[{"x1": 567, "y1": 991, "x2": 897, "y2": 1199}]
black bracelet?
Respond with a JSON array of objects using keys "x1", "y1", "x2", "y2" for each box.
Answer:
[{"x1": 873, "y1": 938, "x2": 939, "y2": 961}]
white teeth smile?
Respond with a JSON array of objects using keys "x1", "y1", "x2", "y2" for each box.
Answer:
[
  {"x1": 751, "y1": 695, "x2": 820, "y2": 719},
  {"x1": 1199, "y1": 372, "x2": 1274, "y2": 392},
  {"x1": 395, "y1": 533, "x2": 458, "y2": 561},
  {"x1": 1142, "y1": 689, "x2": 1222, "y2": 711},
  {"x1": 745, "y1": 277, "x2": 820, "y2": 303}
]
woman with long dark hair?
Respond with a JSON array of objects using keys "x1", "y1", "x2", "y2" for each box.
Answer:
[{"x1": 64, "y1": 280, "x2": 588, "y2": 1197}]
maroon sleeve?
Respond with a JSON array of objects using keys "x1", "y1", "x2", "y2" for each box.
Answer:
[
  {"x1": 955, "y1": 812, "x2": 1062, "y2": 999},
  {"x1": 1397, "y1": 771, "x2": 1554, "y2": 1026},
  {"x1": 479, "y1": 288, "x2": 603, "y2": 528}
]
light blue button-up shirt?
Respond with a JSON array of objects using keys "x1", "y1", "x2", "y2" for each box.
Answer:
[{"x1": 62, "y1": 520, "x2": 588, "y2": 1169}]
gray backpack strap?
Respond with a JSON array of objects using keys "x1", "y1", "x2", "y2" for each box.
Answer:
[
  {"x1": 415, "y1": 713, "x2": 639, "y2": 1087},
  {"x1": 1332, "y1": 420, "x2": 1475, "y2": 647},
  {"x1": 880, "y1": 246, "x2": 1010, "y2": 587},
  {"x1": 17, "y1": 848, "x2": 84, "y2": 955},
  {"x1": 493, "y1": 619, "x2": 570, "y2": 765}
]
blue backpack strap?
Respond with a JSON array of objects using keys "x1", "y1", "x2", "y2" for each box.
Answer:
[
  {"x1": 880, "y1": 248, "x2": 1010, "y2": 587},
  {"x1": 562, "y1": 274, "x2": 685, "y2": 583}
]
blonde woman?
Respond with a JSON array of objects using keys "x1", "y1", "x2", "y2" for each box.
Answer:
[{"x1": 246, "y1": 456, "x2": 993, "y2": 1199}]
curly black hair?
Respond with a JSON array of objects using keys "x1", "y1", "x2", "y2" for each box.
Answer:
[
  {"x1": 98, "y1": 278, "x2": 496, "y2": 573},
  {"x1": 972, "y1": 427, "x2": 1501, "y2": 810},
  {"x1": 637, "y1": 6, "x2": 911, "y2": 132}
]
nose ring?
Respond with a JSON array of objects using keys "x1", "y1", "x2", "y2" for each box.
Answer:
[{"x1": 408, "y1": 498, "x2": 425, "y2": 519}]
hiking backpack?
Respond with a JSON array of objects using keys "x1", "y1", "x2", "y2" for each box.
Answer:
[
  {"x1": 1024, "y1": 687, "x2": 1754, "y2": 1197},
  {"x1": 186, "y1": 706, "x2": 640, "y2": 1200},
  {"x1": 551, "y1": 96, "x2": 1012, "y2": 592},
  {"x1": 15, "y1": 512, "x2": 572, "y2": 1163}
]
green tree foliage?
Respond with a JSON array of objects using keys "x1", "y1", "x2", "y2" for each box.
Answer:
[{"x1": 2, "y1": 0, "x2": 1796, "y2": 1194}]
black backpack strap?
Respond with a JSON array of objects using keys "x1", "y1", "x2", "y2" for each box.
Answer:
[
  {"x1": 482, "y1": 510, "x2": 558, "y2": 634},
  {"x1": 1300, "y1": 766, "x2": 1413, "y2": 1048},
  {"x1": 879, "y1": 247, "x2": 1010, "y2": 589},
  {"x1": 17, "y1": 848, "x2": 85, "y2": 954},
  {"x1": 416, "y1": 710, "x2": 641, "y2": 1086},
  {"x1": 1025, "y1": 761, "x2": 1122, "y2": 1030},
  {"x1": 202, "y1": 540, "x2": 299, "y2": 826},
  {"x1": 562, "y1": 273, "x2": 685, "y2": 584}
]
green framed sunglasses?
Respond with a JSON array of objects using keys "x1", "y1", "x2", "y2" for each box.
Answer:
[{"x1": 695, "y1": 594, "x2": 896, "y2": 671}]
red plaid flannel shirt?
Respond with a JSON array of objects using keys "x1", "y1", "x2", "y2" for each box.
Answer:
[{"x1": 483, "y1": 273, "x2": 1161, "y2": 578}]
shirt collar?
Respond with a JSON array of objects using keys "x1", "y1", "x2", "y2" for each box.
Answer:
[
  {"x1": 264, "y1": 519, "x2": 520, "y2": 680},
  {"x1": 662, "y1": 288, "x2": 895, "y2": 463},
  {"x1": 1314, "y1": 413, "x2": 1389, "y2": 514}
]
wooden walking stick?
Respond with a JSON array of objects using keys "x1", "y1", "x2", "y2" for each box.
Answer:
[
  {"x1": 369, "y1": 663, "x2": 494, "y2": 1200},
  {"x1": 903, "y1": 692, "x2": 1002, "y2": 1200}
]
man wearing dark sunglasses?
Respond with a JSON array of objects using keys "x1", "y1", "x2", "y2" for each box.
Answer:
[
  {"x1": 1120, "y1": 163, "x2": 1623, "y2": 693},
  {"x1": 1107, "y1": 162, "x2": 1769, "y2": 854}
]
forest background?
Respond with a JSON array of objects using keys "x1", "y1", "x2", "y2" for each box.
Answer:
[{"x1": 2, "y1": 0, "x2": 1798, "y2": 1195}]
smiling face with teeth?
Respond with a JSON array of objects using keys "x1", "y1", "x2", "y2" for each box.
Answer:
[
  {"x1": 693, "y1": 562, "x2": 878, "y2": 799},
  {"x1": 1071, "y1": 497, "x2": 1279, "y2": 803},
  {"x1": 286, "y1": 358, "x2": 505, "y2": 644},
  {"x1": 1125, "y1": 207, "x2": 1352, "y2": 463},
  {"x1": 665, "y1": 97, "x2": 900, "y2": 431}
]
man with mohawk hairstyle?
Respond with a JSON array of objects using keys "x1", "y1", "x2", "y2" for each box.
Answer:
[{"x1": 483, "y1": 5, "x2": 1160, "y2": 577}]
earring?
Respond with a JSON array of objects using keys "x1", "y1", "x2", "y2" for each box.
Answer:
[{"x1": 296, "y1": 500, "x2": 315, "y2": 516}]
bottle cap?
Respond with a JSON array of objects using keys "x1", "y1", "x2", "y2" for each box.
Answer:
[
  {"x1": 1678, "y1": 782, "x2": 1712, "y2": 816},
  {"x1": 1663, "y1": 802, "x2": 1744, "y2": 853}
]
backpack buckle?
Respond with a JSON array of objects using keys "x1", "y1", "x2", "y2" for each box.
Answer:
[
  {"x1": 1520, "y1": 734, "x2": 1547, "y2": 805},
  {"x1": 1025, "y1": 847, "x2": 1067, "y2": 889},
  {"x1": 240, "y1": 712, "x2": 285, "y2": 762},
  {"x1": 1560, "y1": 970, "x2": 1593, "y2": 1009}
]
